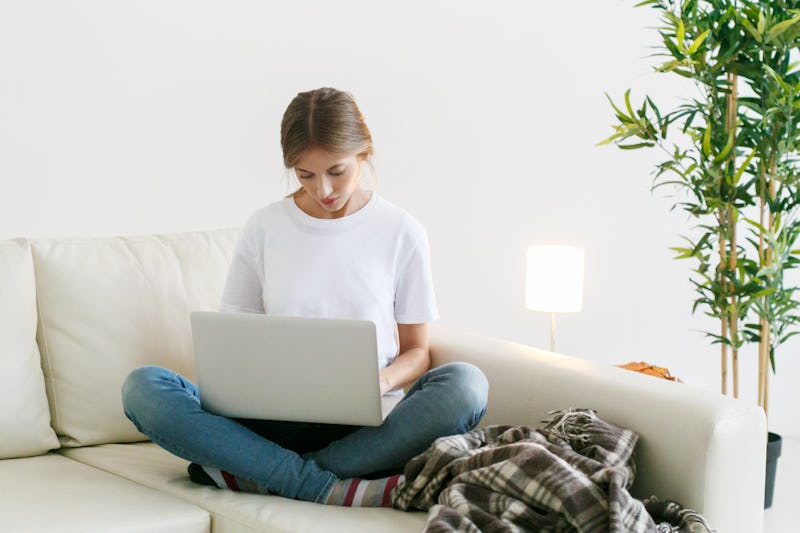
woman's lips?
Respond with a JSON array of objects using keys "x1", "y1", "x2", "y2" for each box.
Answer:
[{"x1": 321, "y1": 197, "x2": 338, "y2": 206}]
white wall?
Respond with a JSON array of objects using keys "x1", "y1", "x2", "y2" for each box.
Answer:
[{"x1": 2, "y1": 0, "x2": 797, "y2": 437}]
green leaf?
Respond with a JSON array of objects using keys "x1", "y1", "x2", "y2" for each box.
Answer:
[
  {"x1": 752, "y1": 288, "x2": 777, "y2": 298},
  {"x1": 667, "y1": 68, "x2": 695, "y2": 78},
  {"x1": 677, "y1": 19, "x2": 686, "y2": 51},
  {"x1": 766, "y1": 14, "x2": 800, "y2": 43},
  {"x1": 702, "y1": 123, "x2": 711, "y2": 157},
  {"x1": 618, "y1": 142, "x2": 655, "y2": 149},
  {"x1": 604, "y1": 92, "x2": 632, "y2": 123},
  {"x1": 764, "y1": 65, "x2": 792, "y2": 94},
  {"x1": 646, "y1": 96, "x2": 668, "y2": 138},
  {"x1": 705, "y1": 332, "x2": 733, "y2": 346},
  {"x1": 596, "y1": 133, "x2": 620, "y2": 147},
  {"x1": 654, "y1": 179, "x2": 690, "y2": 188},
  {"x1": 624, "y1": 89, "x2": 635, "y2": 120},
  {"x1": 744, "y1": 217, "x2": 768, "y2": 234},
  {"x1": 732, "y1": 148, "x2": 756, "y2": 185},
  {"x1": 739, "y1": 98, "x2": 764, "y2": 116},
  {"x1": 687, "y1": 29, "x2": 711, "y2": 55},
  {"x1": 757, "y1": 10, "x2": 766, "y2": 35},
  {"x1": 740, "y1": 17, "x2": 763, "y2": 43},
  {"x1": 671, "y1": 246, "x2": 694, "y2": 259},
  {"x1": 713, "y1": 130, "x2": 735, "y2": 163}
]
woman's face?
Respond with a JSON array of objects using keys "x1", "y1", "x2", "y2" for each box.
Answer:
[{"x1": 293, "y1": 145, "x2": 365, "y2": 217}]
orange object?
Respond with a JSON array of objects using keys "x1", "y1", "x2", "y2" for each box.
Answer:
[{"x1": 616, "y1": 361, "x2": 682, "y2": 383}]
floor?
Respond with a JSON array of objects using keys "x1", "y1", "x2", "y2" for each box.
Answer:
[{"x1": 763, "y1": 435, "x2": 799, "y2": 532}]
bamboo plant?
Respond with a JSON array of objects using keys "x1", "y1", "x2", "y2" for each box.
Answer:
[{"x1": 599, "y1": 0, "x2": 800, "y2": 416}]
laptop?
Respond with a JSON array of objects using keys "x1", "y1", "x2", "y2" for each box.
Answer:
[{"x1": 189, "y1": 311, "x2": 399, "y2": 426}]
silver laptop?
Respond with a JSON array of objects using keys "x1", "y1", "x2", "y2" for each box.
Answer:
[{"x1": 190, "y1": 311, "x2": 398, "y2": 426}]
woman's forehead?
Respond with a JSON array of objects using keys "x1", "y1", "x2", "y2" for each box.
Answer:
[{"x1": 296, "y1": 148, "x2": 355, "y2": 168}]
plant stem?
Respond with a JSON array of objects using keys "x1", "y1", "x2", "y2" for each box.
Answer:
[
  {"x1": 719, "y1": 213, "x2": 729, "y2": 396},
  {"x1": 727, "y1": 72, "x2": 739, "y2": 399},
  {"x1": 759, "y1": 161, "x2": 767, "y2": 410},
  {"x1": 729, "y1": 207, "x2": 739, "y2": 398},
  {"x1": 765, "y1": 360, "x2": 770, "y2": 417},
  {"x1": 764, "y1": 155, "x2": 778, "y2": 418},
  {"x1": 720, "y1": 72, "x2": 739, "y2": 398}
]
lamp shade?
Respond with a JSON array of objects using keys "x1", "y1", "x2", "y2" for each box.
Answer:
[{"x1": 525, "y1": 245, "x2": 584, "y2": 313}]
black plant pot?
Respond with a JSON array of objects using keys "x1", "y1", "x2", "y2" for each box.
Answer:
[{"x1": 765, "y1": 431, "x2": 782, "y2": 509}]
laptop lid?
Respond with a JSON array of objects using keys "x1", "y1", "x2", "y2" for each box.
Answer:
[{"x1": 190, "y1": 311, "x2": 392, "y2": 426}]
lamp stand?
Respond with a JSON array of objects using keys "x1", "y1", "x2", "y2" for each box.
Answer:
[{"x1": 549, "y1": 312, "x2": 556, "y2": 352}]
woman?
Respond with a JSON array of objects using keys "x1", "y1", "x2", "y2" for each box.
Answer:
[{"x1": 121, "y1": 87, "x2": 489, "y2": 507}]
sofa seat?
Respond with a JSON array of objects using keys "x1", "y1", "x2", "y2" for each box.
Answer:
[
  {"x1": 60, "y1": 442, "x2": 428, "y2": 533},
  {"x1": 0, "y1": 453, "x2": 210, "y2": 533}
]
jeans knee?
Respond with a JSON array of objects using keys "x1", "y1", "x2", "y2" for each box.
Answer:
[
  {"x1": 440, "y1": 362, "x2": 489, "y2": 425},
  {"x1": 121, "y1": 365, "x2": 168, "y2": 422}
]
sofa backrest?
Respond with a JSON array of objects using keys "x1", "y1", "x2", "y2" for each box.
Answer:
[
  {"x1": 0, "y1": 239, "x2": 60, "y2": 458},
  {"x1": 32, "y1": 229, "x2": 237, "y2": 447}
]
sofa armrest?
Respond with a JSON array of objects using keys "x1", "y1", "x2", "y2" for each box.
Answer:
[{"x1": 428, "y1": 324, "x2": 766, "y2": 533}]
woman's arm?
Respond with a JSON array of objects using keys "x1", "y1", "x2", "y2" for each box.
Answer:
[{"x1": 379, "y1": 323, "x2": 431, "y2": 395}]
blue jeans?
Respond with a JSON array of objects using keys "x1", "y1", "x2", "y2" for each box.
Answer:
[{"x1": 121, "y1": 362, "x2": 488, "y2": 503}]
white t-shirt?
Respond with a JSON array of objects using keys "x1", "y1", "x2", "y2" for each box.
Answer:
[{"x1": 219, "y1": 191, "x2": 439, "y2": 372}]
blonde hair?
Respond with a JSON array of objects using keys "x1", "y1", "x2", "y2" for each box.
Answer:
[{"x1": 281, "y1": 87, "x2": 375, "y2": 198}]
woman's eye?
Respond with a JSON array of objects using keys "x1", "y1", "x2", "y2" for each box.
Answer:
[{"x1": 298, "y1": 171, "x2": 343, "y2": 179}]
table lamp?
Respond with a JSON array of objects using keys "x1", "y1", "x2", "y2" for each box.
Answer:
[{"x1": 525, "y1": 245, "x2": 584, "y2": 352}]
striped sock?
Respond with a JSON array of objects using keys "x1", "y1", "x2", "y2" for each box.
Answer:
[
  {"x1": 323, "y1": 474, "x2": 404, "y2": 507},
  {"x1": 188, "y1": 463, "x2": 403, "y2": 505},
  {"x1": 187, "y1": 463, "x2": 272, "y2": 495}
]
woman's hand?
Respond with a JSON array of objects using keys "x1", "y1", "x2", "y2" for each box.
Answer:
[
  {"x1": 379, "y1": 375, "x2": 392, "y2": 396},
  {"x1": 379, "y1": 323, "x2": 431, "y2": 395}
]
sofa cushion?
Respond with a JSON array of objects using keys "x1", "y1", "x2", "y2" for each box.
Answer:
[
  {"x1": 61, "y1": 442, "x2": 428, "y2": 533},
  {"x1": 32, "y1": 229, "x2": 237, "y2": 447},
  {"x1": 0, "y1": 453, "x2": 210, "y2": 533},
  {"x1": 0, "y1": 239, "x2": 59, "y2": 458}
]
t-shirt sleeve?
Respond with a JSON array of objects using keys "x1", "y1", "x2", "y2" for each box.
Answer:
[
  {"x1": 220, "y1": 212, "x2": 265, "y2": 314},
  {"x1": 394, "y1": 222, "x2": 440, "y2": 324}
]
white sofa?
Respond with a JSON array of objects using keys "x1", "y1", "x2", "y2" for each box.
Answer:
[{"x1": 0, "y1": 229, "x2": 767, "y2": 533}]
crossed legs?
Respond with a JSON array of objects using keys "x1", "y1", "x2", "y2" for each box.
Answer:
[{"x1": 121, "y1": 362, "x2": 488, "y2": 504}]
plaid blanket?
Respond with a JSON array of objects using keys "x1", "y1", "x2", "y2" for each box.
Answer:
[{"x1": 391, "y1": 409, "x2": 715, "y2": 533}]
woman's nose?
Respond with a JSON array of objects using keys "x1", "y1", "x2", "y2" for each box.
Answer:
[{"x1": 316, "y1": 177, "x2": 333, "y2": 198}]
